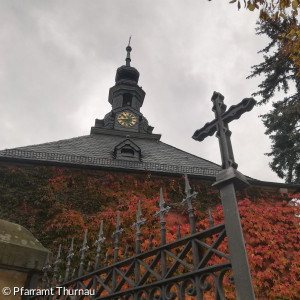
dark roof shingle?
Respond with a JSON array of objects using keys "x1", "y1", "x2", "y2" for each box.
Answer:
[{"x1": 0, "y1": 133, "x2": 221, "y2": 177}]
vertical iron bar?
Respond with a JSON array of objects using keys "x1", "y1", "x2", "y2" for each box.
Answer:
[
  {"x1": 93, "y1": 221, "x2": 105, "y2": 295},
  {"x1": 176, "y1": 225, "x2": 181, "y2": 240},
  {"x1": 42, "y1": 253, "x2": 51, "y2": 289},
  {"x1": 64, "y1": 237, "x2": 74, "y2": 282},
  {"x1": 112, "y1": 211, "x2": 124, "y2": 263},
  {"x1": 78, "y1": 229, "x2": 89, "y2": 277},
  {"x1": 132, "y1": 200, "x2": 146, "y2": 289},
  {"x1": 219, "y1": 182, "x2": 256, "y2": 299},
  {"x1": 132, "y1": 200, "x2": 146, "y2": 255},
  {"x1": 181, "y1": 174, "x2": 198, "y2": 234},
  {"x1": 181, "y1": 175, "x2": 202, "y2": 300},
  {"x1": 125, "y1": 245, "x2": 129, "y2": 259},
  {"x1": 208, "y1": 210, "x2": 214, "y2": 228},
  {"x1": 154, "y1": 187, "x2": 170, "y2": 278},
  {"x1": 87, "y1": 261, "x2": 92, "y2": 273},
  {"x1": 94, "y1": 220, "x2": 106, "y2": 270},
  {"x1": 154, "y1": 187, "x2": 170, "y2": 246},
  {"x1": 112, "y1": 211, "x2": 124, "y2": 292},
  {"x1": 71, "y1": 268, "x2": 76, "y2": 280},
  {"x1": 52, "y1": 244, "x2": 61, "y2": 287},
  {"x1": 212, "y1": 93, "x2": 255, "y2": 299}
]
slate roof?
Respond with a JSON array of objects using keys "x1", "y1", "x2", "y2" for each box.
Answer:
[{"x1": 0, "y1": 132, "x2": 221, "y2": 177}]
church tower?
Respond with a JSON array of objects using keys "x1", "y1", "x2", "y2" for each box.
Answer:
[
  {"x1": 91, "y1": 41, "x2": 154, "y2": 136},
  {"x1": 0, "y1": 42, "x2": 223, "y2": 175}
]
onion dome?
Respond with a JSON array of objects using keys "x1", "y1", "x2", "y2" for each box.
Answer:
[{"x1": 115, "y1": 38, "x2": 140, "y2": 85}]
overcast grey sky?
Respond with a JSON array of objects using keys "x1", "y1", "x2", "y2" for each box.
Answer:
[{"x1": 0, "y1": 0, "x2": 283, "y2": 182}]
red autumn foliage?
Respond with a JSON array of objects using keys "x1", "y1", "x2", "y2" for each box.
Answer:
[{"x1": 0, "y1": 166, "x2": 299, "y2": 298}]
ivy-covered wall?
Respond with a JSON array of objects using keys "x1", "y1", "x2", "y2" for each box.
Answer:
[
  {"x1": 0, "y1": 162, "x2": 288, "y2": 247},
  {"x1": 0, "y1": 162, "x2": 299, "y2": 298}
]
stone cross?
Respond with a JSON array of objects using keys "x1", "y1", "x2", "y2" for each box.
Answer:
[
  {"x1": 192, "y1": 91, "x2": 256, "y2": 300},
  {"x1": 193, "y1": 91, "x2": 256, "y2": 170}
]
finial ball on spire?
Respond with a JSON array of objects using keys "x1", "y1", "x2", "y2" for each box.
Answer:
[{"x1": 126, "y1": 36, "x2": 132, "y2": 52}]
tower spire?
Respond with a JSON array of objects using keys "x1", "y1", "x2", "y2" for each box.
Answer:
[{"x1": 126, "y1": 36, "x2": 132, "y2": 67}]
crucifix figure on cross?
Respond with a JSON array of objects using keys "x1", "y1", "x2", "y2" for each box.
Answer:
[{"x1": 192, "y1": 91, "x2": 256, "y2": 300}]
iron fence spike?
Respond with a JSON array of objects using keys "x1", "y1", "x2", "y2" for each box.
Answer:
[
  {"x1": 42, "y1": 252, "x2": 51, "y2": 289},
  {"x1": 132, "y1": 200, "x2": 146, "y2": 254},
  {"x1": 83, "y1": 229, "x2": 88, "y2": 244},
  {"x1": 52, "y1": 244, "x2": 61, "y2": 286},
  {"x1": 112, "y1": 211, "x2": 124, "y2": 263},
  {"x1": 154, "y1": 187, "x2": 170, "y2": 245},
  {"x1": 184, "y1": 173, "x2": 192, "y2": 195},
  {"x1": 181, "y1": 174, "x2": 198, "y2": 234},
  {"x1": 64, "y1": 237, "x2": 75, "y2": 282},
  {"x1": 154, "y1": 187, "x2": 170, "y2": 222},
  {"x1": 95, "y1": 220, "x2": 106, "y2": 270},
  {"x1": 78, "y1": 229, "x2": 89, "y2": 277}
]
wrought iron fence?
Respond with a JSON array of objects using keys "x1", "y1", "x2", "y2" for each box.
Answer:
[{"x1": 33, "y1": 175, "x2": 235, "y2": 300}]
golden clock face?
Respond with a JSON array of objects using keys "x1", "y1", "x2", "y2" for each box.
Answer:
[{"x1": 117, "y1": 112, "x2": 137, "y2": 127}]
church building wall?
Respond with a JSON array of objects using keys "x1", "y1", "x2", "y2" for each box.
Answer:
[{"x1": 0, "y1": 161, "x2": 291, "y2": 251}]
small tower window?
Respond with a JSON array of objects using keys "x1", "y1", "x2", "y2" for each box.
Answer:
[
  {"x1": 123, "y1": 93, "x2": 132, "y2": 107},
  {"x1": 121, "y1": 148, "x2": 135, "y2": 157},
  {"x1": 114, "y1": 139, "x2": 141, "y2": 161}
]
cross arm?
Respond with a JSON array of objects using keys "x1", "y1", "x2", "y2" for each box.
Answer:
[
  {"x1": 192, "y1": 119, "x2": 217, "y2": 142},
  {"x1": 192, "y1": 97, "x2": 256, "y2": 142},
  {"x1": 222, "y1": 98, "x2": 256, "y2": 124}
]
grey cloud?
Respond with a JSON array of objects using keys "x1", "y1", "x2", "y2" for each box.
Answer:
[{"x1": 0, "y1": 0, "x2": 280, "y2": 182}]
